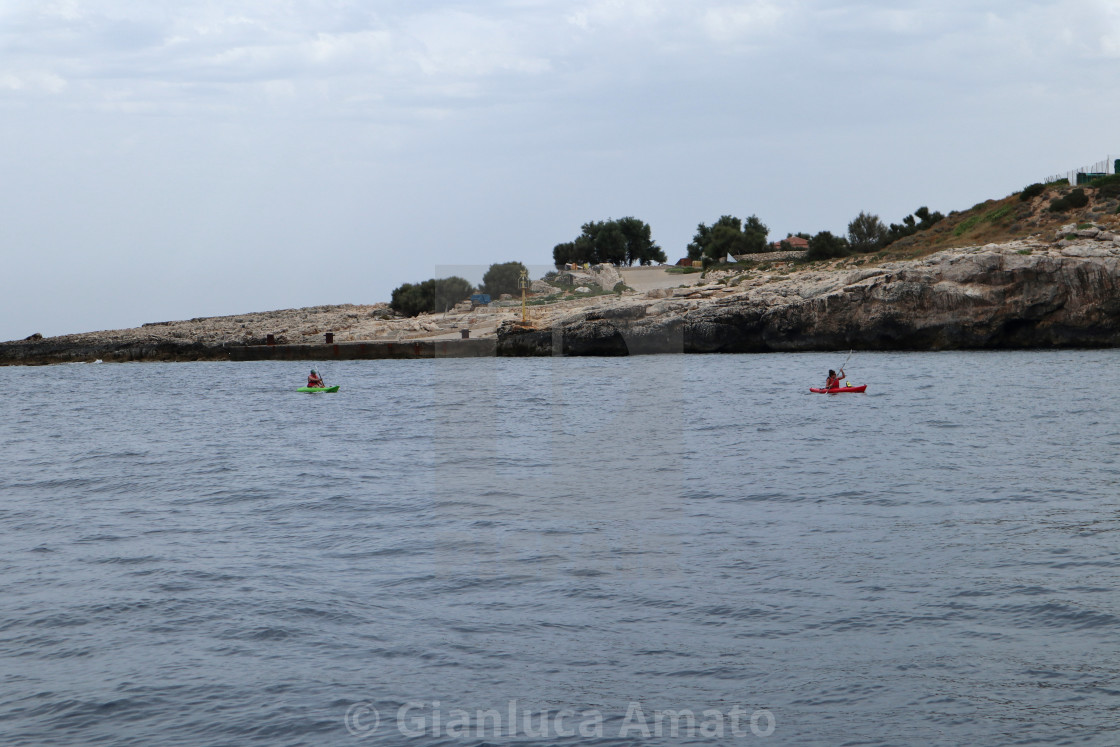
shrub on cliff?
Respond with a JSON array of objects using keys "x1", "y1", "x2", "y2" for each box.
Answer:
[
  {"x1": 481, "y1": 262, "x2": 529, "y2": 298},
  {"x1": 807, "y1": 231, "x2": 850, "y2": 260},
  {"x1": 913, "y1": 206, "x2": 944, "y2": 230},
  {"x1": 1050, "y1": 188, "x2": 1089, "y2": 212},
  {"x1": 390, "y1": 276, "x2": 475, "y2": 317},
  {"x1": 881, "y1": 206, "x2": 944, "y2": 248},
  {"x1": 1089, "y1": 174, "x2": 1120, "y2": 199},
  {"x1": 847, "y1": 211, "x2": 888, "y2": 253},
  {"x1": 1019, "y1": 183, "x2": 1046, "y2": 201}
]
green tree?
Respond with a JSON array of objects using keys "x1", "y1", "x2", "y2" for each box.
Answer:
[
  {"x1": 615, "y1": 216, "x2": 666, "y2": 265},
  {"x1": 807, "y1": 231, "x2": 849, "y2": 261},
  {"x1": 390, "y1": 282, "x2": 426, "y2": 317},
  {"x1": 913, "y1": 206, "x2": 944, "y2": 229},
  {"x1": 688, "y1": 215, "x2": 736, "y2": 260},
  {"x1": 685, "y1": 224, "x2": 711, "y2": 261},
  {"x1": 553, "y1": 217, "x2": 662, "y2": 267},
  {"x1": 705, "y1": 223, "x2": 748, "y2": 263},
  {"x1": 481, "y1": 261, "x2": 529, "y2": 298},
  {"x1": 847, "y1": 211, "x2": 888, "y2": 253},
  {"x1": 882, "y1": 206, "x2": 944, "y2": 247},
  {"x1": 741, "y1": 215, "x2": 770, "y2": 253},
  {"x1": 434, "y1": 276, "x2": 475, "y2": 311},
  {"x1": 584, "y1": 221, "x2": 627, "y2": 265},
  {"x1": 552, "y1": 241, "x2": 576, "y2": 268},
  {"x1": 390, "y1": 276, "x2": 475, "y2": 317},
  {"x1": 687, "y1": 214, "x2": 769, "y2": 261}
]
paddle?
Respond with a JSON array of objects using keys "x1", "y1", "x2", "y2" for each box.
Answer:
[{"x1": 830, "y1": 350, "x2": 853, "y2": 390}]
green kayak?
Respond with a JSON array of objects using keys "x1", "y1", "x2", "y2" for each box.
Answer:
[{"x1": 297, "y1": 385, "x2": 340, "y2": 393}]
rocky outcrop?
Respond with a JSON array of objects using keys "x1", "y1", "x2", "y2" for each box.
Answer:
[
  {"x1": 557, "y1": 263, "x2": 624, "y2": 291},
  {"x1": 497, "y1": 239, "x2": 1120, "y2": 355},
  {"x1": 0, "y1": 304, "x2": 392, "y2": 366},
  {"x1": 530, "y1": 279, "x2": 560, "y2": 295}
]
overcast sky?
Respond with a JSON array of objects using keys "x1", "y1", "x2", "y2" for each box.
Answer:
[{"x1": 2, "y1": 0, "x2": 1119, "y2": 340}]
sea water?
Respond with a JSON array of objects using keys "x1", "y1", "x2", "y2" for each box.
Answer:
[{"x1": 1, "y1": 351, "x2": 1118, "y2": 746}]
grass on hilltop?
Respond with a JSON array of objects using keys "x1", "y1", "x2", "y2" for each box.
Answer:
[{"x1": 852, "y1": 179, "x2": 1120, "y2": 264}]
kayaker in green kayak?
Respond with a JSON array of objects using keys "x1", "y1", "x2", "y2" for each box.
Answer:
[{"x1": 307, "y1": 369, "x2": 325, "y2": 388}]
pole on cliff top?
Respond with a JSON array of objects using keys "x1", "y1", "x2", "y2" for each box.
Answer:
[{"x1": 518, "y1": 269, "x2": 530, "y2": 325}]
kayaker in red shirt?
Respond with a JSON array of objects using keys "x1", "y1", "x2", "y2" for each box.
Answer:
[
  {"x1": 825, "y1": 368, "x2": 845, "y2": 389},
  {"x1": 307, "y1": 369, "x2": 324, "y2": 388}
]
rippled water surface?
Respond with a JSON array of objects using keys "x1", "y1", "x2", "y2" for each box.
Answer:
[{"x1": 1, "y1": 351, "x2": 1119, "y2": 746}]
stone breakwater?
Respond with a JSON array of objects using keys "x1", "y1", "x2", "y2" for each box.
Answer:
[
  {"x1": 0, "y1": 304, "x2": 391, "y2": 366},
  {"x1": 0, "y1": 300, "x2": 524, "y2": 365},
  {"x1": 497, "y1": 234, "x2": 1120, "y2": 355},
  {"x1": 5, "y1": 231, "x2": 1120, "y2": 365}
]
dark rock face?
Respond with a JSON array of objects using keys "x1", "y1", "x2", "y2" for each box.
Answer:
[
  {"x1": 0, "y1": 338, "x2": 230, "y2": 366},
  {"x1": 497, "y1": 247, "x2": 1120, "y2": 355}
]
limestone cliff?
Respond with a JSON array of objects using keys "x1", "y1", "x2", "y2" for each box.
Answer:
[{"x1": 497, "y1": 234, "x2": 1120, "y2": 355}]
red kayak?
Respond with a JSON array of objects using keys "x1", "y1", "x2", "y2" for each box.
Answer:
[{"x1": 810, "y1": 385, "x2": 867, "y2": 394}]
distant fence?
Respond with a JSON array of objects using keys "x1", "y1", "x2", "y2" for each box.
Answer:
[{"x1": 1044, "y1": 155, "x2": 1117, "y2": 185}]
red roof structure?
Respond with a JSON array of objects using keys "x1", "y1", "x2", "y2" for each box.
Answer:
[{"x1": 770, "y1": 236, "x2": 810, "y2": 250}]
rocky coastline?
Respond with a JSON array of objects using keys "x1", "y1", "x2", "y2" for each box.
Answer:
[
  {"x1": 498, "y1": 231, "x2": 1120, "y2": 356},
  {"x1": 5, "y1": 226, "x2": 1120, "y2": 366}
]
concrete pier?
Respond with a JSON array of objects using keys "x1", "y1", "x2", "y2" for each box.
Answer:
[{"x1": 229, "y1": 338, "x2": 498, "y2": 361}]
